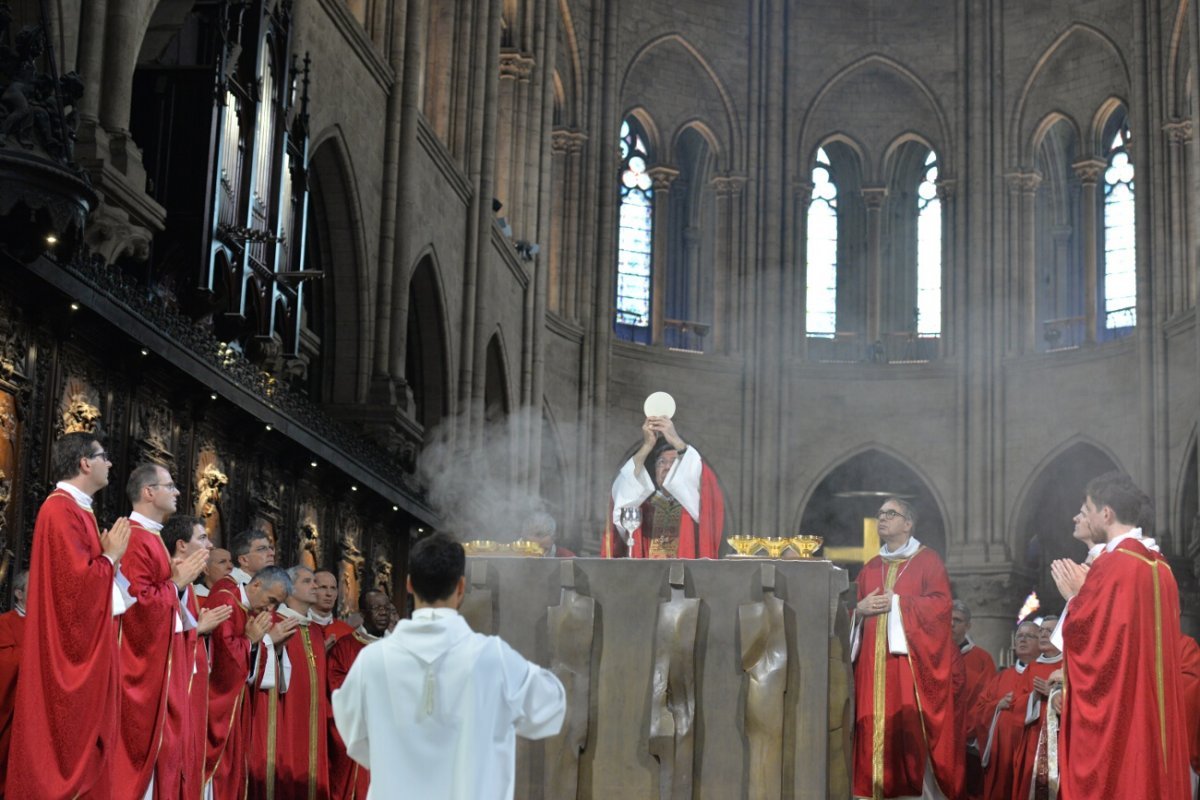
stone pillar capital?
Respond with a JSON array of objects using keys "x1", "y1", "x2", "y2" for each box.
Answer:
[
  {"x1": 499, "y1": 50, "x2": 536, "y2": 80},
  {"x1": 1071, "y1": 158, "x2": 1107, "y2": 186},
  {"x1": 711, "y1": 174, "x2": 747, "y2": 197},
  {"x1": 935, "y1": 178, "x2": 957, "y2": 200},
  {"x1": 860, "y1": 186, "x2": 888, "y2": 209},
  {"x1": 1164, "y1": 118, "x2": 1194, "y2": 144},
  {"x1": 792, "y1": 179, "x2": 814, "y2": 204},
  {"x1": 647, "y1": 165, "x2": 681, "y2": 192},
  {"x1": 1004, "y1": 170, "x2": 1042, "y2": 194},
  {"x1": 552, "y1": 128, "x2": 588, "y2": 154}
]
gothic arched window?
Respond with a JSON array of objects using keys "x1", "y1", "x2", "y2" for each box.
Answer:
[
  {"x1": 806, "y1": 147, "x2": 839, "y2": 337},
  {"x1": 1102, "y1": 115, "x2": 1136, "y2": 332},
  {"x1": 615, "y1": 117, "x2": 654, "y2": 344},
  {"x1": 916, "y1": 151, "x2": 942, "y2": 337}
]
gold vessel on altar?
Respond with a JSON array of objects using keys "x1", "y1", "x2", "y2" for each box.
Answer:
[
  {"x1": 788, "y1": 535, "x2": 824, "y2": 559},
  {"x1": 464, "y1": 539, "x2": 546, "y2": 557}
]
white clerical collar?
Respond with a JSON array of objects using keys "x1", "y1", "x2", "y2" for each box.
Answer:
[
  {"x1": 1014, "y1": 660, "x2": 1028, "y2": 674},
  {"x1": 129, "y1": 511, "x2": 163, "y2": 532},
  {"x1": 55, "y1": 481, "x2": 93, "y2": 510},
  {"x1": 412, "y1": 607, "x2": 459, "y2": 621},
  {"x1": 231, "y1": 567, "x2": 253, "y2": 585},
  {"x1": 1105, "y1": 527, "x2": 1148, "y2": 554},
  {"x1": 15, "y1": 605, "x2": 24, "y2": 618},
  {"x1": 959, "y1": 636, "x2": 976, "y2": 654},
  {"x1": 278, "y1": 603, "x2": 311, "y2": 625},
  {"x1": 308, "y1": 609, "x2": 334, "y2": 625},
  {"x1": 880, "y1": 536, "x2": 921, "y2": 561},
  {"x1": 1037, "y1": 652, "x2": 1063, "y2": 664},
  {"x1": 354, "y1": 625, "x2": 382, "y2": 642}
]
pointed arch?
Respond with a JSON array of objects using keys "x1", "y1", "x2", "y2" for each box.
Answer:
[
  {"x1": 622, "y1": 106, "x2": 663, "y2": 160},
  {"x1": 407, "y1": 247, "x2": 454, "y2": 431},
  {"x1": 1029, "y1": 111, "x2": 1082, "y2": 157},
  {"x1": 483, "y1": 329, "x2": 513, "y2": 425},
  {"x1": 1166, "y1": 0, "x2": 1191, "y2": 119},
  {"x1": 306, "y1": 127, "x2": 371, "y2": 403},
  {"x1": 1173, "y1": 427, "x2": 1198, "y2": 558},
  {"x1": 556, "y1": 0, "x2": 584, "y2": 129}
]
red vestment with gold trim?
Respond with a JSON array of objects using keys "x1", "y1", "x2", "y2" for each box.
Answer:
[{"x1": 327, "y1": 631, "x2": 372, "y2": 799}]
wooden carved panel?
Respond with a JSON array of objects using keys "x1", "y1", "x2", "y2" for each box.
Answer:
[
  {"x1": 297, "y1": 502, "x2": 321, "y2": 571},
  {"x1": 193, "y1": 444, "x2": 229, "y2": 546},
  {"x1": 58, "y1": 375, "x2": 101, "y2": 434},
  {"x1": 336, "y1": 509, "x2": 364, "y2": 617}
]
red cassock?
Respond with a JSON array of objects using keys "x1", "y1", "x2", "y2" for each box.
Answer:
[
  {"x1": 179, "y1": 586, "x2": 209, "y2": 800},
  {"x1": 1010, "y1": 658, "x2": 1061, "y2": 800},
  {"x1": 969, "y1": 664, "x2": 1032, "y2": 800},
  {"x1": 0, "y1": 609, "x2": 25, "y2": 797},
  {"x1": 601, "y1": 461, "x2": 724, "y2": 558},
  {"x1": 327, "y1": 631, "x2": 373, "y2": 799},
  {"x1": 958, "y1": 642, "x2": 996, "y2": 800},
  {"x1": 851, "y1": 546, "x2": 964, "y2": 800},
  {"x1": 8, "y1": 489, "x2": 119, "y2": 799},
  {"x1": 1059, "y1": 539, "x2": 1192, "y2": 799},
  {"x1": 315, "y1": 618, "x2": 356, "y2": 648},
  {"x1": 204, "y1": 577, "x2": 255, "y2": 797},
  {"x1": 1178, "y1": 635, "x2": 1200, "y2": 776},
  {"x1": 247, "y1": 616, "x2": 330, "y2": 799},
  {"x1": 115, "y1": 521, "x2": 181, "y2": 798}
]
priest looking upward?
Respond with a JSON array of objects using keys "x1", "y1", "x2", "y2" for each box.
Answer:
[
  {"x1": 8, "y1": 433, "x2": 132, "y2": 799},
  {"x1": 327, "y1": 589, "x2": 391, "y2": 800},
  {"x1": 604, "y1": 416, "x2": 724, "y2": 559},
  {"x1": 204, "y1": 565, "x2": 293, "y2": 797},
  {"x1": 970, "y1": 620, "x2": 1039, "y2": 800},
  {"x1": 114, "y1": 463, "x2": 210, "y2": 798},
  {"x1": 230, "y1": 529, "x2": 275, "y2": 585},
  {"x1": 195, "y1": 547, "x2": 233, "y2": 599},
  {"x1": 850, "y1": 497, "x2": 963, "y2": 800},
  {"x1": 332, "y1": 533, "x2": 566, "y2": 800},
  {"x1": 0, "y1": 570, "x2": 27, "y2": 795},
  {"x1": 1050, "y1": 472, "x2": 1191, "y2": 799},
  {"x1": 952, "y1": 599, "x2": 996, "y2": 800},
  {"x1": 247, "y1": 565, "x2": 329, "y2": 799},
  {"x1": 1011, "y1": 615, "x2": 1064, "y2": 800}
]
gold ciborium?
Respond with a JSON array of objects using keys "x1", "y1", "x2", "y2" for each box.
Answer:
[
  {"x1": 789, "y1": 535, "x2": 824, "y2": 559},
  {"x1": 464, "y1": 539, "x2": 500, "y2": 555},
  {"x1": 510, "y1": 539, "x2": 546, "y2": 557},
  {"x1": 727, "y1": 535, "x2": 764, "y2": 557},
  {"x1": 756, "y1": 537, "x2": 792, "y2": 559}
]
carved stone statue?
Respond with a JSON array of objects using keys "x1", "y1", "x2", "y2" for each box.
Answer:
[
  {"x1": 738, "y1": 563, "x2": 788, "y2": 800},
  {"x1": 134, "y1": 401, "x2": 173, "y2": 465},
  {"x1": 59, "y1": 376, "x2": 100, "y2": 434},
  {"x1": 544, "y1": 560, "x2": 595, "y2": 798},
  {"x1": 297, "y1": 504, "x2": 320, "y2": 571},
  {"x1": 372, "y1": 547, "x2": 393, "y2": 597},
  {"x1": 336, "y1": 516, "x2": 365, "y2": 618},
  {"x1": 193, "y1": 448, "x2": 228, "y2": 545},
  {"x1": 649, "y1": 563, "x2": 701, "y2": 800}
]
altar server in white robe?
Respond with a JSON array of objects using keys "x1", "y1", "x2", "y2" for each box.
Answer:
[{"x1": 332, "y1": 533, "x2": 566, "y2": 800}]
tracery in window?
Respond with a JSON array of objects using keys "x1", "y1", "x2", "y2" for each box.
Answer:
[
  {"x1": 1102, "y1": 115, "x2": 1136, "y2": 331},
  {"x1": 916, "y1": 151, "x2": 941, "y2": 337},
  {"x1": 806, "y1": 147, "x2": 838, "y2": 337},
  {"x1": 615, "y1": 117, "x2": 654, "y2": 343}
]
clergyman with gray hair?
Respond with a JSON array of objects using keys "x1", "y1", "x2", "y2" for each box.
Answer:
[
  {"x1": 521, "y1": 511, "x2": 575, "y2": 558},
  {"x1": 952, "y1": 597, "x2": 996, "y2": 798},
  {"x1": 0, "y1": 569, "x2": 28, "y2": 788}
]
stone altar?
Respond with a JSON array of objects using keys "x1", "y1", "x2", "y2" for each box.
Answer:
[{"x1": 462, "y1": 557, "x2": 852, "y2": 799}]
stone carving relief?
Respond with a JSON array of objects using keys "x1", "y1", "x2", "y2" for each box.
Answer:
[
  {"x1": 739, "y1": 563, "x2": 788, "y2": 800},
  {"x1": 133, "y1": 399, "x2": 173, "y2": 466},
  {"x1": 58, "y1": 375, "x2": 100, "y2": 434},
  {"x1": 297, "y1": 503, "x2": 321, "y2": 571},
  {"x1": 459, "y1": 560, "x2": 494, "y2": 635},
  {"x1": 372, "y1": 545, "x2": 393, "y2": 598},
  {"x1": 544, "y1": 560, "x2": 595, "y2": 798},
  {"x1": 336, "y1": 512, "x2": 365, "y2": 617},
  {"x1": 193, "y1": 446, "x2": 228, "y2": 546},
  {"x1": 649, "y1": 563, "x2": 701, "y2": 800}
]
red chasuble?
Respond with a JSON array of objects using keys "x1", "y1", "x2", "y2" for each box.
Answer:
[
  {"x1": 8, "y1": 489, "x2": 119, "y2": 799},
  {"x1": 204, "y1": 576, "x2": 255, "y2": 797},
  {"x1": 601, "y1": 461, "x2": 724, "y2": 558},
  {"x1": 1010, "y1": 658, "x2": 1061, "y2": 800},
  {"x1": 969, "y1": 664, "x2": 1032, "y2": 800},
  {"x1": 176, "y1": 586, "x2": 208, "y2": 800},
  {"x1": 317, "y1": 618, "x2": 356, "y2": 648},
  {"x1": 851, "y1": 546, "x2": 964, "y2": 800},
  {"x1": 1059, "y1": 539, "x2": 1192, "y2": 799},
  {"x1": 1179, "y1": 635, "x2": 1200, "y2": 776},
  {"x1": 327, "y1": 631, "x2": 373, "y2": 799},
  {"x1": 958, "y1": 643, "x2": 996, "y2": 800},
  {"x1": 115, "y1": 520, "x2": 180, "y2": 797},
  {"x1": 0, "y1": 609, "x2": 25, "y2": 796},
  {"x1": 247, "y1": 614, "x2": 330, "y2": 799}
]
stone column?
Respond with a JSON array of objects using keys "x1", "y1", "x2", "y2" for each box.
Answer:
[
  {"x1": 710, "y1": 175, "x2": 746, "y2": 354},
  {"x1": 791, "y1": 180, "x2": 814, "y2": 357},
  {"x1": 935, "y1": 178, "x2": 956, "y2": 358},
  {"x1": 555, "y1": 131, "x2": 588, "y2": 319},
  {"x1": 1164, "y1": 120, "x2": 1194, "y2": 315},
  {"x1": 1018, "y1": 172, "x2": 1041, "y2": 352},
  {"x1": 861, "y1": 187, "x2": 888, "y2": 344},
  {"x1": 496, "y1": 51, "x2": 535, "y2": 232},
  {"x1": 1072, "y1": 159, "x2": 1106, "y2": 344},
  {"x1": 648, "y1": 166, "x2": 680, "y2": 345}
]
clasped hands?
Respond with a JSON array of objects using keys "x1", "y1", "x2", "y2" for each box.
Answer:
[
  {"x1": 856, "y1": 587, "x2": 894, "y2": 617},
  {"x1": 1051, "y1": 558, "x2": 1089, "y2": 600}
]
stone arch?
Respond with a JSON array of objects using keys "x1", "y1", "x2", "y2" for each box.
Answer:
[
  {"x1": 881, "y1": 131, "x2": 939, "y2": 179},
  {"x1": 483, "y1": 330, "x2": 513, "y2": 425},
  {"x1": 1167, "y1": 0, "x2": 1192, "y2": 119},
  {"x1": 1012, "y1": 24, "x2": 1130, "y2": 163},
  {"x1": 406, "y1": 249, "x2": 453, "y2": 431},
  {"x1": 1174, "y1": 429, "x2": 1198, "y2": 559},
  {"x1": 622, "y1": 106, "x2": 663, "y2": 160},
  {"x1": 793, "y1": 444, "x2": 952, "y2": 567},
  {"x1": 806, "y1": 132, "x2": 869, "y2": 175},
  {"x1": 621, "y1": 33, "x2": 740, "y2": 169},
  {"x1": 306, "y1": 129, "x2": 371, "y2": 404},
  {"x1": 1029, "y1": 111, "x2": 1082, "y2": 157},
  {"x1": 799, "y1": 55, "x2": 951, "y2": 184},
  {"x1": 555, "y1": 0, "x2": 584, "y2": 129},
  {"x1": 1090, "y1": 97, "x2": 1130, "y2": 155}
]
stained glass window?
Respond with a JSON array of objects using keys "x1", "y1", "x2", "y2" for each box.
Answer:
[
  {"x1": 916, "y1": 151, "x2": 942, "y2": 336},
  {"x1": 806, "y1": 147, "x2": 838, "y2": 337},
  {"x1": 1103, "y1": 119, "x2": 1136, "y2": 330},
  {"x1": 616, "y1": 118, "x2": 654, "y2": 330}
]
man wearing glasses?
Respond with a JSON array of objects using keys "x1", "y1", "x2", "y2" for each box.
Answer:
[
  {"x1": 114, "y1": 464, "x2": 210, "y2": 798},
  {"x1": 8, "y1": 432, "x2": 133, "y2": 798},
  {"x1": 850, "y1": 497, "x2": 963, "y2": 800},
  {"x1": 229, "y1": 529, "x2": 276, "y2": 585}
]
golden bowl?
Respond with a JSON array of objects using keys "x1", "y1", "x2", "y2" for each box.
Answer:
[
  {"x1": 757, "y1": 537, "x2": 792, "y2": 559},
  {"x1": 464, "y1": 539, "x2": 500, "y2": 555},
  {"x1": 727, "y1": 535, "x2": 764, "y2": 556},
  {"x1": 510, "y1": 539, "x2": 546, "y2": 557},
  {"x1": 789, "y1": 535, "x2": 824, "y2": 559}
]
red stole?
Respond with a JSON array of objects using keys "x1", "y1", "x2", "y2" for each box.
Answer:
[
  {"x1": 327, "y1": 632, "x2": 372, "y2": 799},
  {"x1": 851, "y1": 546, "x2": 964, "y2": 800},
  {"x1": 1011, "y1": 658, "x2": 1061, "y2": 800},
  {"x1": 0, "y1": 609, "x2": 25, "y2": 796},
  {"x1": 115, "y1": 520, "x2": 179, "y2": 797},
  {"x1": 204, "y1": 576, "x2": 254, "y2": 797},
  {"x1": 1059, "y1": 540, "x2": 1192, "y2": 799},
  {"x1": 8, "y1": 490, "x2": 118, "y2": 799},
  {"x1": 601, "y1": 461, "x2": 724, "y2": 558},
  {"x1": 970, "y1": 664, "x2": 1032, "y2": 800}
]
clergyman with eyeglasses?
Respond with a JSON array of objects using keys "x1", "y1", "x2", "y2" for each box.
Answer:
[
  {"x1": 8, "y1": 432, "x2": 134, "y2": 797},
  {"x1": 849, "y1": 496, "x2": 963, "y2": 800}
]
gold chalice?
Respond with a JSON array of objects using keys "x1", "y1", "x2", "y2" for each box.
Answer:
[
  {"x1": 789, "y1": 535, "x2": 824, "y2": 559},
  {"x1": 757, "y1": 537, "x2": 792, "y2": 559},
  {"x1": 510, "y1": 539, "x2": 546, "y2": 557},
  {"x1": 464, "y1": 539, "x2": 499, "y2": 555},
  {"x1": 727, "y1": 535, "x2": 764, "y2": 556}
]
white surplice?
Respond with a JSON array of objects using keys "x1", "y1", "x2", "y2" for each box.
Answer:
[
  {"x1": 610, "y1": 446, "x2": 704, "y2": 545},
  {"x1": 332, "y1": 607, "x2": 566, "y2": 800}
]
